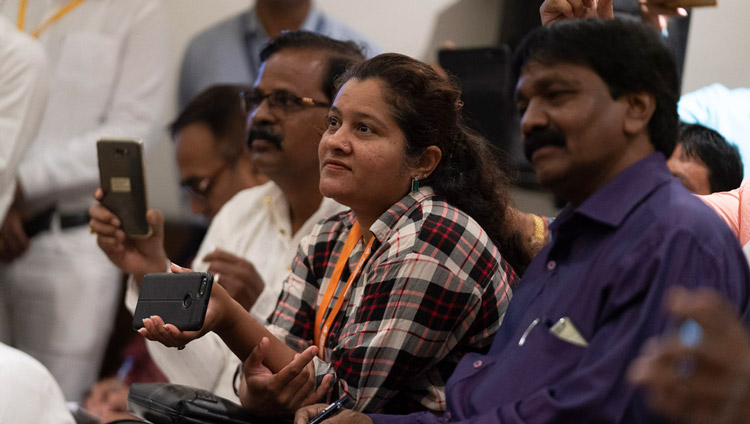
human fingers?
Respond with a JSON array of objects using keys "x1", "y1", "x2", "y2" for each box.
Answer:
[
  {"x1": 666, "y1": 287, "x2": 744, "y2": 336},
  {"x1": 2, "y1": 212, "x2": 29, "y2": 257},
  {"x1": 89, "y1": 201, "x2": 120, "y2": 228},
  {"x1": 540, "y1": 0, "x2": 574, "y2": 25},
  {"x1": 138, "y1": 315, "x2": 199, "y2": 347},
  {"x1": 300, "y1": 373, "x2": 334, "y2": 407},
  {"x1": 170, "y1": 263, "x2": 195, "y2": 274},
  {"x1": 244, "y1": 337, "x2": 269, "y2": 373},
  {"x1": 596, "y1": 0, "x2": 615, "y2": 19},
  {"x1": 269, "y1": 345, "x2": 318, "y2": 391},
  {"x1": 294, "y1": 404, "x2": 328, "y2": 424},
  {"x1": 202, "y1": 247, "x2": 243, "y2": 263},
  {"x1": 147, "y1": 209, "x2": 164, "y2": 241}
]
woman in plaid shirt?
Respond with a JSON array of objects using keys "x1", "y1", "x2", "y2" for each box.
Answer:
[{"x1": 140, "y1": 53, "x2": 529, "y2": 418}]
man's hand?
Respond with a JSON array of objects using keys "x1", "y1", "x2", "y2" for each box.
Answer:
[
  {"x1": 0, "y1": 206, "x2": 29, "y2": 263},
  {"x1": 540, "y1": 0, "x2": 614, "y2": 25},
  {"x1": 203, "y1": 248, "x2": 265, "y2": 311},
  {"x1": 628, "y1": 287, "x2": 750, "y2": 424},
  {"x1": 294, "y1": 405, "x2": 372, "y2": 424},
  {"x1": 89, "y1": 188, "x2": 168, "y2": 283},
  {"x1": 239, "y1": 337, "x2": 331, "y2": 418}
]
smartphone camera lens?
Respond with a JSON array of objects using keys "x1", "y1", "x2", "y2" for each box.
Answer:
[
  {"x1": 183, "y1": 293, "x2": 193, "y2": 308},
  {"x1": 198, "y1": 277, "x2": 207, "y2": 298}
]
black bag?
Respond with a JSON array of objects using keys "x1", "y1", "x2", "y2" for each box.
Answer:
[{"x1": 127, "y1": 383, "x2": 285, "y2": 424}]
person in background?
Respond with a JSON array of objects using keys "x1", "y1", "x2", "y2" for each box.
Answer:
[
  {"x1": 91, "y1": 31, "x2": 362, "y2": 402},
  {"x1": 172, "y1": 85, "x2": 268, "y2": 223},
  {"x1": 0, "y1": 0, "x2": 171, "y2": 401},
  {"x1": 138, "y1": 52, "x2": 526, "y2": 418},
  {"x1": 667, "y1": 122, "x2": 743, "y2": 195},
  {"x1": 294, "y1": 18, "x2": 750, "y2": 424},
  {"x1": 0, "y1": 13, "x2": 47, "y2": 247},
  {"x1": 179, "y1": 0, "x2": 379, "y2": 108},
  {"x1": 0, "y1": 14, "x2": 73, "y2": 424},
  {"x1": 679, "y1": 84, "x2": 750, "y2": 176}
]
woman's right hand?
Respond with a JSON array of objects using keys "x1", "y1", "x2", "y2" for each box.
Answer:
[{"x1": 137, "y1": 263, "x2": 232, "y2": 348}]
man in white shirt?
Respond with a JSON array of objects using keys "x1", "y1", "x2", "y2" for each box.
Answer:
[
  {"x1": 0, "y1": 0, "x2": 170, "y2": 401},
  {"x1": 90, "y1": 31, "x2": 364, "y2": 401},
  {"x1": 0, "y1": 14, "x2": 47, "y2": 236},
  {"x1": 0, "y1": 17, "x2": 71, "y2": 424}
]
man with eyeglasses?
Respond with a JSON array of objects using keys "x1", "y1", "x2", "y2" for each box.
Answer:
[
  {"x1": 89, "y1": 31, "x2": 363, "y2": 403},
  {"x1": 173, "y1": 85, "x2": 268, "y2": 222}
]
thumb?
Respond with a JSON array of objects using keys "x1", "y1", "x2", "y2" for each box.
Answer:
[
  {"x1": 597, "y1": 0, "x2": 614, "y2": 19},
  {"x1": 147, "y1": 209, "x2": 165, "y2": 240},
  {"x1": 244, "y1": 336, "x2": 269, "y2": 375}
]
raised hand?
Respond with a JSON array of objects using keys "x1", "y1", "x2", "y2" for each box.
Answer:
[
  {"x1": 540, "y1": 0, "x2": 614, "y2": 26},
  {"x1": 203, "y1": 248, "x2": 265, "y2": 310},
  {"x1": 239, "y1": 337, "x2": 332, "y2": 418}
]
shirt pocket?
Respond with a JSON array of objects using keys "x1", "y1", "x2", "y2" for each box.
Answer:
[{"x1": 46, "y1": 31, "x2": 120, "y2": 134}]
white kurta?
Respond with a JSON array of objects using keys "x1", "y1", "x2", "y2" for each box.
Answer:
[
  {"x1": 0, "y1": 0, "x2": 171, "y2": 401},
  {"x1": 0, "y1": 15, "x2": 47, "y2": 221},
  {"x1": 125, "y1": 182, "x2": 345, "y2": 400},
  {"x1": 0, "y1": 343, "x2": 74, "y2": 424}
]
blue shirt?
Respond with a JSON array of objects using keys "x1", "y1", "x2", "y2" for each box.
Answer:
[
  {"x1": 178, "y1": 6, "x2": 380, "y2": 108},
  {"x1": 679, "y1": 83, "x2": 750, "y2": 174},
  {"x1": 371, "y1": 153, "x2": 750, "y2": 423}
]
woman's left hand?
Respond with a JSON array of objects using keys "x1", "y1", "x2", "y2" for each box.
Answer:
[
  {"x1": 137, "y1": 263, "x2": 230, "y2": 348},
  {"x1": 239, "y1": 337, "x2": 333, "y2": 417}
]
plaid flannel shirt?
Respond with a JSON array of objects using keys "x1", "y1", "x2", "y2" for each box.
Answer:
[{"x1": 267, "y1": 187, "x2": 516, "y2": 413}]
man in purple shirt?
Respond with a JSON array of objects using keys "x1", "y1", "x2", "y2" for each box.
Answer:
[{"x1": 294, "y1": 18, "x2": 750, "y2": 424}]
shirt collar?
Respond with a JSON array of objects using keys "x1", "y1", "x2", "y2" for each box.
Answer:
[
  {"x1": 553, "y1": 152, "x2": 672, "y2": 229},
  {"x1": 360, "y1": 186, "x2": 435, "y2": 244}
]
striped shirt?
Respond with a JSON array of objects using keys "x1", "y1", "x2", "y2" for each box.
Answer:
[{"x1": 267, "y1": 187, "x2": 515, "y2": 413}]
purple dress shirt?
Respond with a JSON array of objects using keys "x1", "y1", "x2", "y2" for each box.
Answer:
[{"x1": 371, "y1": 153, "x2": 750, "y2": 423}]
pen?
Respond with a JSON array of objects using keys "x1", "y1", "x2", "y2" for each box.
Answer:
[{"x1": 308, "y1": 394, "x2": 349, "y2": 424}]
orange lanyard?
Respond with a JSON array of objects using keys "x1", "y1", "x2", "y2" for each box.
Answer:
[
  {"x1": 314, "y1": 221, "x2": 375, "y2": 359},
  {"x1": 17, "y1": 0, "x2": 86, "y2": 38}
]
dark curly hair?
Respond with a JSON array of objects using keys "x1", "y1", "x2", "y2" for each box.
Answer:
[{"x1": 335, "y1": 53, "x2": 530, "y2": 274}]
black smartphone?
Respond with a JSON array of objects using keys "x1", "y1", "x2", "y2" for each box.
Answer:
[
  {"x1": 132, "y1": 272, "x2": 214, "y2": 331},
  {"x1": 97, "y1": 138, "x2": 151, "y2": 238}
]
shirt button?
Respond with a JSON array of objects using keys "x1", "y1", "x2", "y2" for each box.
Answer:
[
  {"x1": 547, "y1": 260, "x2": 556, "y2": 271},
  {"x1": 473, "y1": 360, "x2": 483, "y2": 368},
  {"x1": 444, "y1": 412, "x2": 452, "y2": 420}
]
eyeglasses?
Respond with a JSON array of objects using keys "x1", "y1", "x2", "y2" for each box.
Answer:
[
  {"x1": 240, "y1": 90, "x2": 331, "y2": 115},
  {"x1": 180, "y1": 164, "x2": 229, "y2": 199}
]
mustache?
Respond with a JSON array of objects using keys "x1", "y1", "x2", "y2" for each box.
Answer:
[
  {"x1": 247, "y1": 125, "x2": 283, "y2": 150},
  {"x1": 523, "y1": 128, "x2": 566, "y2": 162}
]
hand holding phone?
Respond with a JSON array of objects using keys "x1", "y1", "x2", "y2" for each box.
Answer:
[{"x1": 132, "y1": 272, "x2": 213, "y2": 331}]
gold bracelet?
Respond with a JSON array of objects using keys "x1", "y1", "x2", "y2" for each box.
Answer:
[{"x1": 531, "y1": 214, "x2": 547, "y2": 244}]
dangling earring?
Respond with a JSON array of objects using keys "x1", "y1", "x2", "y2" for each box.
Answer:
[{"x1": 411, "y1": 176, "x2": 420, "y2": 193}]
